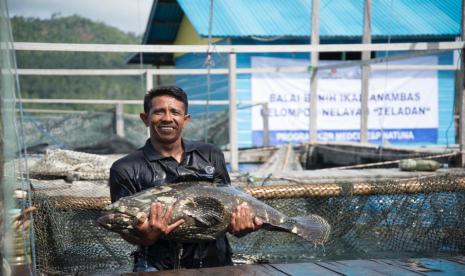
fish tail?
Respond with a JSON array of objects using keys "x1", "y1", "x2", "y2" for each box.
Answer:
[{"x1": 280, "y1": 214, "x2": 331, "y2": 244}]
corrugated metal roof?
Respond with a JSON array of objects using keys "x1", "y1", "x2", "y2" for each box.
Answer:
[
  {"x1": 177, "y1": 0, "x2": 461, "y2": 38},
  {"x1": 143, "y1": 0, "x2": 183, "y2": 44},
  {"x1": 128, "y1": 0, "x2": 182, "y2": 65},
  {"x1": 128, "y1": 0, "x2": 461, "y2": 65}
]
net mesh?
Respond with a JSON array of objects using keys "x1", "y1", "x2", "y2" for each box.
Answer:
[
  {"x1": 20, "y1": 109, "x2": 229, "y2": 155},
  {"x1": 232, "y1": 172, "x2": 465, "y2": 263},
  {"x1": 21, "y1": 110, "x2": 143, "y2": 153},
  {"x1": 28, "y1": 149, "x2": 465, "y2": 273},
  {"x1": 32, "y1": 190, "x2": 135, "y2": 274}
]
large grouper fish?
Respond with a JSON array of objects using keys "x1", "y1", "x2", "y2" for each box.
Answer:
[{"x1": 97, "y1": 182, "x2": 331, "y2": 244}]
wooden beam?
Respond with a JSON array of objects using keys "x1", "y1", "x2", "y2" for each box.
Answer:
[
  {"x1": 18, "y1": 99, "x2": 234, "y2": 105},
  {"x1": 370, "y1": 65, "x2": 457, "y2": 71},
  {"x1": 14, "y1": 69, "x2": 147, "y2": 75},
  {"x1": 12, "y1": 41, "x2": 464, "y2": 53},
  {"x1": 10, "y1": 64, "x2": 459, "y2": 77},
  {"x1": 115, "y1": 102, "x2": 125, "y2": 138},
  {"x1": 317, "y1": 49, "x2": 455, "y2": 70},
  {"x1": 146, "y1": 69, "x2": 154, "y2": 92},
  {"x1": 262, "y1": 103, "x2": 270, "y2": 147},
  {"x1": 228, "y1": 53, "x2": 239, "y2": 172}
]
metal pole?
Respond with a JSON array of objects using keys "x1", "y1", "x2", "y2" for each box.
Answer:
[
  {"x1": 309, "y1": 0, "x2": 320, "y2": 143},
  {"x1": 262, "y1": 103, "x2": 269, "y2": 147},
  {"x1": 228, "y1": 53, "x2": 239, "y2": 172},
  {"x1": 360, "y1": 0, "x2": 372, "y2": 144},
  {"x1": 460, "y1": 0, "x2": 465, "y2": 166}
]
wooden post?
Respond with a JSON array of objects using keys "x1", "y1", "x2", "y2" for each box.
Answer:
[
  {"x1": 460, "y1": 0, "x2": 465, "y2": 166},
  {"x1": 156, "y1": 65, "x2": 161, "y2": 86},
  {"x1": 146, "y1": 69, "x2": 154, "y2": 92},
  {"x1": 0, "y1": 76, "x2": 3, "y2": 270},
  {"x1": 360, "y1": 0, "x2": 372, "y2": 144},
  {"x1": 146, "y1": 70, "x2": 153, "y2": 138},
  {"x1": 262, "y1": 102, "x2": 269, "y2": 147},
  {"x1": 309, "y1": 0, "x2": 320, "y2": 143},
  {"x1": 228, "y1": 53, "x2": 239, "y2": 172},
  {"x1": 115, "y1": 102, "x2": 125, "y2": 138}
]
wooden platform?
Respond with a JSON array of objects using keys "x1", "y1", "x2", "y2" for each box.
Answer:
[{"x1": 117, "y1": 256, "x2": 465, "y2": 276}]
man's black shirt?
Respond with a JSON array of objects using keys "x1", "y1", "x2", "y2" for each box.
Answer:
[{"x1": 109, "y1": 139, "x2": 232, "y2": 270}]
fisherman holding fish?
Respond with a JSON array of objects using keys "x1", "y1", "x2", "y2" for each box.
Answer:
[{"x1": 108, "y1": 86, "x2": 263, "y2": 271}]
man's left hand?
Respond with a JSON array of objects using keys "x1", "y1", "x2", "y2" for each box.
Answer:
[{"x1": 229, "y1": 202, "x2": 263, "y2": 236}]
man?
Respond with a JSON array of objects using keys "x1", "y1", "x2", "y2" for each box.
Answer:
[{"x1": 109, "y1": 86, "x2": 262, "y2": 271}]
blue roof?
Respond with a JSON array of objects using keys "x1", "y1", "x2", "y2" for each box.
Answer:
[
  {"x1": 128, "y1": 0, "x2": 461, "y2": 65},
  {"x1": 177, "y1": 0, "x2": 461, "y2": 38}
]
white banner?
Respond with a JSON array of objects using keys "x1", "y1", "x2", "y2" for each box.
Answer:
[{"x1": 251, "y1": 56, "x2": 438, "y2": 145}]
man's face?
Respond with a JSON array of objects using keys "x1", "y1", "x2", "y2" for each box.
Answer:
[{"x1": 141, "y1": 95, "x2": 190, "y2": 145}]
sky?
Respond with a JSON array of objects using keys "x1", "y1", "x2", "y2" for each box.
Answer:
[{"x1": 7, "y1": 0, "x2": 153, "y2": 34}]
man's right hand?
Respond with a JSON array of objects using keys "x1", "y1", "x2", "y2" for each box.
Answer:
[{"x1": 133, "y1": 202, "x2": 185, "y2": 246}]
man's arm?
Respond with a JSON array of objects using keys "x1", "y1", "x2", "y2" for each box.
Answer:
[
  {"x1": 208, "y1": 147, "x2": 262, "y2": 235},
  {"x1": 109, "y1": 168, "x2": 184, "y2": 246}
]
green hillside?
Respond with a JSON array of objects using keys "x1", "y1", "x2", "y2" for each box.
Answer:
[{"x1": 11, "y1": 15, "x2": 148, "y2": 111}]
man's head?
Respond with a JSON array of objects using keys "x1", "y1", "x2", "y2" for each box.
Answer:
[
  {"x1": 143, "y1": 86, "x2": 188, "y2": 114},
  {"x1": 140, "y1": 86, "x2": 191, "y2": 145}
]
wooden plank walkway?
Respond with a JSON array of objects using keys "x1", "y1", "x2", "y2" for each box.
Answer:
[{"x1": 118, "y1": 256, "x2": 465, "y2": 276}]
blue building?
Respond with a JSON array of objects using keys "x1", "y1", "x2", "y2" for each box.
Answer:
[{"x1": 128, "y1": 0, "x2": 462, "y2": 148}]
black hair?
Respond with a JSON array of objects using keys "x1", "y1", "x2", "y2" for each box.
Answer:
[{"x1": 143, "y1": 86, "x2": 189, "y2": 114}]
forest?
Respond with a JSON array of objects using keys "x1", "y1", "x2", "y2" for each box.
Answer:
[{"x1": 11, "y1": 15, "x2": 150, "y2": 112}]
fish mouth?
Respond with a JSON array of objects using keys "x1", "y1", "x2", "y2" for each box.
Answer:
[{"x1": 96, "y1": 212, "x2": 136, "y2": 230}]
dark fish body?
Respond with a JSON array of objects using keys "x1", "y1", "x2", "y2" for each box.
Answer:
[{"x1": 97, "y1": 182, "x2": 330, "y2": 244}]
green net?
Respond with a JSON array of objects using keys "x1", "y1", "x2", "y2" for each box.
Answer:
[
  {"x1": 27, "y1": 148, "x2": 465, "y2": 274},
  {"x1": 231, "y1": 172, "x2": 465, "y2": 263}
]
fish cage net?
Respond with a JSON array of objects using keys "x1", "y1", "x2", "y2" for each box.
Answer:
[
  {"x1": 233, "y1": 172, "x2": 465, "y2": 263},
  {"x1": 32, "y1": 190, "x2": 136, "y2": 274},
  {"x1": 20, "y1": 108, "x2": 229, "y2": 155},
  {"x1": 28, "y1": 149, "x2": 465, "y2": 274}
]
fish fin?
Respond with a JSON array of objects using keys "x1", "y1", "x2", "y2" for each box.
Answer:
[
  {"x1": 272, "y1": 214, "x2": 331, "y2": 244},
  {"x1": 183, "y1": 196, "x2": 225, "y2": 227}
]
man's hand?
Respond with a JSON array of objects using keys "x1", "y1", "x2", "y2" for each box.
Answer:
[
  {"x1": 133, "y1": 202, "x2": 185, "y2": 246},
  {"x1": 229, "y1": 202, "x2": 263, "y2": 237}
]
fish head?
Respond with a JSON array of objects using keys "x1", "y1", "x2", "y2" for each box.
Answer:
[{"x1": 96, "y1": 210, "x2": 144, "y2": 236}]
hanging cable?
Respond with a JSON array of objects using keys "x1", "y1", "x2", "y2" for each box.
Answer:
[
  {"x1": 204, "y1": 0, "x2": 215, "y2": 143},
  {"x1": 377, "y1": 0, "x2": 395, "y2": 152}
]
